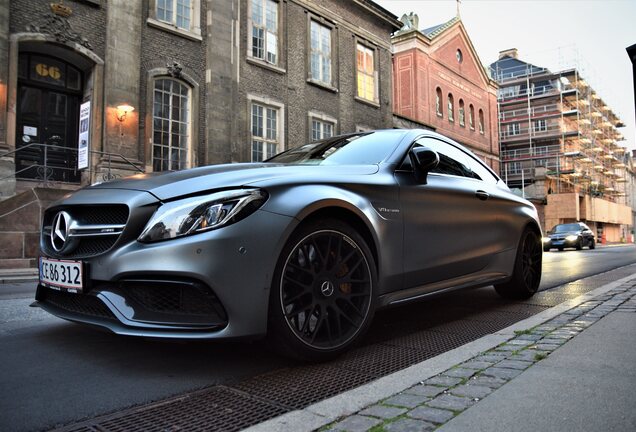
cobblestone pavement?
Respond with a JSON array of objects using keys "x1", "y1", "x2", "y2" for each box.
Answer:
[{"x1": 321, "y1": 282, "x2": 636, "y2": 432}]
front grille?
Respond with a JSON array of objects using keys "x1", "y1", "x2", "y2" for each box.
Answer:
[
  {"x1": 42, "y1": 205, "x2": 129, "y2": 259},
  {"x1": 39, "y1": 287, "x2": 116, "y2": 320},
  {"x1": 125, "y1": 281, "x2": 227, "y2": 320}
]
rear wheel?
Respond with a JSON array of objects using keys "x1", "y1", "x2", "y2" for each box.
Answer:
[
  {"x1": 268, "y1": 218, "x2": 376, "y2": 361},
  {"x1": 495, "y1": 228, "x2": 542, "y2": 300}
]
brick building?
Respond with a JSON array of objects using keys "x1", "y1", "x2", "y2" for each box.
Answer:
[
  {"x1": 392, "y1": 15, "x2": 500, "y2": 172},
  {"x1": 0, "y1": 0, "x2": 401, "y2": 198}
]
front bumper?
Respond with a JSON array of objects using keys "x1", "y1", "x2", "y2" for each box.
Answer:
[
  {"x1": 35, "y1": 209, "x2": 297, "y2": 339},
  {"x1": 544, "y1": 237, "x2": 579, "y2": 249}
]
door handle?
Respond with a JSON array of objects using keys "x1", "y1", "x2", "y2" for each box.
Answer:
[{"x1": 475, "y1": 190, "x2": 490, "y2": 201}]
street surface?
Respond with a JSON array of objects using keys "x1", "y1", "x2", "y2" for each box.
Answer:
[{"x1": 1, "y1": 244, "x2": 635, "y2": 432}]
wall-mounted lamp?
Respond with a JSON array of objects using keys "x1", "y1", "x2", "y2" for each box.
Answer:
[{"x1": 116, "y1": 104, "x2": 135, "y2": 122}]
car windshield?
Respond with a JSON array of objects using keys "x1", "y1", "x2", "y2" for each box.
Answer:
[
  {"x1": 267, "y1": 130, "x2": 405, "y2": 165},
  {"x1": 552, "y1": 223, "x2": 581, "y2": 233}
]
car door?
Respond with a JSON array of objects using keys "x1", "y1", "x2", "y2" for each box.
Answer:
[{"x1": 396, "y1": 136, "x2": 510, "y2": 291}]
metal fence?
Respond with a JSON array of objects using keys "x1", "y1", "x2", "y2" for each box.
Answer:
[{"x1": 0, "y1": 143, "x2": 144, "y2": 188}]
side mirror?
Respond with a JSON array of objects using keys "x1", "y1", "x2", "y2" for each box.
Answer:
[{"x1": 409, "y1": 147, "x2": 439, "y2": 184}]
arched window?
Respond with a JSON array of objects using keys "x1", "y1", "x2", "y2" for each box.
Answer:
[
  {"x1": 459, "y1": 99, "x2": 465, "y2": 127},
  {"x1": 479, "y1": 109, "x2": 485, "y2": 134},
  {"x1": 436, "y1": 87, "x2": 442, "y2": 117},
  {"x1": 447, "y1": 93, "x2": 454, "y2": 122},
  {"x1": 152, "y1": 78, "x2": 191, "y2": 171},
  {"x1": 469, "y1": 104, "x2": 475, "y2": 130}
]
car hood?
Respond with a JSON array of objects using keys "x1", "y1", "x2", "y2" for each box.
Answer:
[{"x1": 87, "y1": 163, "x2": 379, "y2": 200}]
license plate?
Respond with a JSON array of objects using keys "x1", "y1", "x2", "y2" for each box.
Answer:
[{"x1": 39, "y1": 257, "x2": 84, "y2": 293}]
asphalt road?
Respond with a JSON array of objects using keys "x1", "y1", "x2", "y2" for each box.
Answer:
[{"x1": 1, "y1": 244, "x2": 635, "y2": 432}]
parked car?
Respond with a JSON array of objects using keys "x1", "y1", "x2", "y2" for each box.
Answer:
[
  {"x1": 35, "y1": 129, "x2": 542, "y2": 361},
  {"x1": 543, "y1": 222, "x2": 595, "y2": 252}
]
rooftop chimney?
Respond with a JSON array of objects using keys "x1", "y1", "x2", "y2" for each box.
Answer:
[{"x1": 499, "y1": 48, "x2": 519, "y2": 60}]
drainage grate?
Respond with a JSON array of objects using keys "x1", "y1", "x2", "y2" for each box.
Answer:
[
  {"x1": 384, "y1": 329, "x2": 478, "y2": 353},
  {"x1": 231, "y1": 365, "x2": 373, "y2": 410},
  {"x1": 333, "y1": 343, "x2": 436, "y2": 377},
  {"x1": 62, "y1": 387, "x2": 286, "y2": 432}
]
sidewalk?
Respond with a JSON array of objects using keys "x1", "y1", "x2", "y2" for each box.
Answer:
[{"x1": 246, "y1": 275, "x2": 636, "y2": 432}]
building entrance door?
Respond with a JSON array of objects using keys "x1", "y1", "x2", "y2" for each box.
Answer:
[{"x1": 16, "y1": 53, "x2": 83, "y2": 183}]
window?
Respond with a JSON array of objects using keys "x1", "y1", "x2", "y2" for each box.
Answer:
[
  {"x1": 356, "y1": 43, "x2": 377, "y2": 102},
  {"x1": 508, "y1": 162, "x2": 522, "y2": 175},
  {"x1": 456, "y1": 49, "x2": 463, "y2": 63},
  {"x1": 311, "y1": 119, "x2": 334, "y2": 141},
  {"x1": 508, "y1": 123, "x2": 520, "y2": 136},
  {"x1": 152, "y1": 78, "x2": 190, "y2": 171},
  {"x1": 469, "y1": 104, "x2": 474, "y2": 129},
  {"x1": 447, "y1": 93, "x2": 454, "y2": 123},
  {"x1": 310, "y1": 20, "x2": 332, "y2": 85},
  {"x1": 459, "y1": 99, "x2": 465, "y2": 127},
  {"x1": 436, "y1": 87, "x2": 443, "y2": 117},
  {"x1": 157, "y1": 0, "x2": 192, "y2": 30},
  {"x1": 251, "y1": 102, "x2": 280, "y2": 161},
  {"x1": 479, "y1": 109, "x2": 485, "y2": 134},
  {"x1": 499, "y1": 85, "x2": 519, "y2": 99},
  {"x1": 533, "y1": 119, "x2": 547, "y2": 132},
  {"x1": 414, "y1": 138, "x2": 498, "y2": 184},
  {"x1": 251, "y1": 0, "x2": 278, "y2": 64}
]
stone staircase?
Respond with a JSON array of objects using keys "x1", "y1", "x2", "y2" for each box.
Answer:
[{"x1": 0, "y1": 188, "x2": 68, "y2": 277}]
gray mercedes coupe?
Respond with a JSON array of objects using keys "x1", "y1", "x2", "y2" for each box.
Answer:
[{"x1": 35, "y1": 129, "x2": 542, "y2": 361}]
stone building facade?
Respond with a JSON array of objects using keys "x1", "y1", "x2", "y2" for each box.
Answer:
[
  {"x1": 0, "y1": 0, "x2": 401, "y2": 198},
  {"x1": 391, "y1": 15, "x2": 500, "y2": 173}
]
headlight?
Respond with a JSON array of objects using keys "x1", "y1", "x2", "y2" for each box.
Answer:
[
  {"x1": 139, "y1": 189, "x2": 267, "y2": 242},
  {"x1": 565, "y1": 235, "x2": 579, "y2": 242},
  {"x1": 542, "y1": 237, "x2": 551, "y2": 243}
]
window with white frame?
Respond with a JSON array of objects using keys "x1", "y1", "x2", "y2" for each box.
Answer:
[
  {"x1": 157, "y1": 0, "x2": 192, "y2": 30},
  {"x1": 356, "y1": 43, "x2": 377, "y2": 102},
  {"x1": 152, "y1": 78, "x2": 190, "y2": 171},
  {"x1": 251, "y1": 102, "x2": 280, "y2": 161},
  {"x1": 533, "y1": 119, "x2": 547, "y2": 132},
  {"x1": 507, "y1": 122, "x2": 521, "y2": 136},
  {"x1": 310, "y1": 20, "x2": 332, "y2": 85},
  {"x1": 311, "y1": 118, "x2": 334, "y2": 141},
  {"x1": 251, "y1": 0, "x2": 278, "y2": 64}
]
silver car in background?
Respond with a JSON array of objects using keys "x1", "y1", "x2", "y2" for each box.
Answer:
[{"x1": 35, "y1": 129, "x2": 542, "y2": 361}]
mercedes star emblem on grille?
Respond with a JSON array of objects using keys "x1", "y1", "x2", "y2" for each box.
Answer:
[{"x1": 51, "y1": 211, "x2": 72, "y2": 252}]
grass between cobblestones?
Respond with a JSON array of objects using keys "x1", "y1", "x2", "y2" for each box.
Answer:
[{"x1": 322, "y1": 282, "x2": 636, "y2": 432}]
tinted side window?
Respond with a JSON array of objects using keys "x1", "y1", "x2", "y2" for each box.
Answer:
[{"x1": 416, "y1": 137, "x2": 498, "y2": 185}]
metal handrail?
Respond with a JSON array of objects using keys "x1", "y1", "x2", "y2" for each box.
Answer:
[{"x1": 0, "y1": 142, "x2": 144, "y2": 187}]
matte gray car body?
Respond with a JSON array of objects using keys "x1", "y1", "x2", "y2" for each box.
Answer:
[{"x1": 35, "y1": 129, "x2": 542, "y2": 358}]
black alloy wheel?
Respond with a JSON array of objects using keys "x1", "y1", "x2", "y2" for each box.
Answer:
[
  {"x1": 269, "y1": 219, "x2": 376, "y2": 361},
  {"x1": 495, "y1": 228, "x2": 542, "y2": 300}
]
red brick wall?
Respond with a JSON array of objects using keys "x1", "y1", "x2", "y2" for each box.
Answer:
[{"x1": 393, "y1": 27, "x2": 500, "y2": 173}]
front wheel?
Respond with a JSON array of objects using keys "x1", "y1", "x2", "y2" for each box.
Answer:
[
  {"x1": 494, "y1": 228, "x2": 542, "y2": 300},
  {"x1": 268, "y1": 219, "x2": 376, "y2": 361},
  {"x1": 576, "y1": 239, "x2": 582, "y2": 250},
  {"x1": 589, "y1": 239, "x2": 596, "y2": 250}
]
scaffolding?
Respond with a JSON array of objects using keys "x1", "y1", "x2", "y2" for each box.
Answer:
[{"x1": 490, "y1": 54, "x2": 628, "y2": 206}]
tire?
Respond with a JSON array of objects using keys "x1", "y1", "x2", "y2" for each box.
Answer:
[
  {"x1": 268, "y1": 218, "x2": 377, "y2": 362},
  {"x1": 589, "y1": 239, "x2": 595, "y2": 250},
  {"x1": 576, "y1": 239, "x2": 582, "y2": 250},
  {"x1": 558, "y1": 247, "x2": 564, "y2": 252},
  {"x1": 494, "y1": 228, "x2": 542, "y2": 300},
  {"x1": 543, "y1": 246, "x2": 550, "y2": 252}
]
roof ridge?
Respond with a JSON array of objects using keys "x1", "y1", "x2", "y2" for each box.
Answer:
[{"x1": 422, "y1": 15, "x2": 460, "y2": 39}]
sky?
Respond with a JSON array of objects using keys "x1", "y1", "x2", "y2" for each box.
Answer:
[{"x1": 374, "y1": 0, "x2": 636, "y2": 149}]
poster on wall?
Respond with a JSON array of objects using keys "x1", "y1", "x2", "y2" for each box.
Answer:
[{"x1": 78, "y1": 101, "x2": 90, "y2": 170}]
